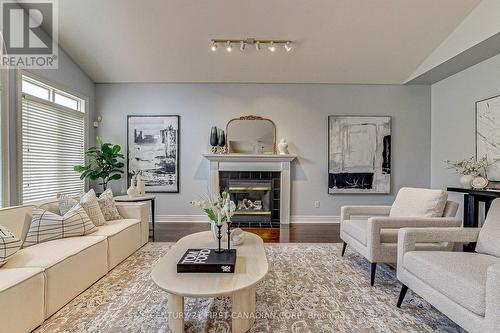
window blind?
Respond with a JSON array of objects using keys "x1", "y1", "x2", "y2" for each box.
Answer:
[{"x1": 22, "y1": 95, "x2": 85, "y2": 203}]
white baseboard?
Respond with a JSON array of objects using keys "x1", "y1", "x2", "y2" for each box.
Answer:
[{"x1": 155, "y1": 215, "x2": 343, "y2": 224}]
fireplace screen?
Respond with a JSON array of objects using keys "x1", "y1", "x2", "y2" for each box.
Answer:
[{"x1": 228, "y1": 180, "x2": 272, "y2": 223}]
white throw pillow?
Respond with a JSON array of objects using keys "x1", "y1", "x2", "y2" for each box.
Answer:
[
  {"x1": 80, "y1": 189, "x2": 106, "y2": 226},
  {"x1": 389, "y1": 187, "x2": 448, "y2": 218},
  {"x1": 0, "y1": 225, "x2": 22, "y2": 267},
  {"x1": 23, "y1": 204, "x2": 96, "y2": 248},
  {"x1": 476, "y1": 198, "x2": 500, "y2": 258},
  {"x1": 57, "y1": 193, "x2": 79, "y2": 215},
  {"x1": 98, "y1": 189, "x2": 121, "y2": 221}
]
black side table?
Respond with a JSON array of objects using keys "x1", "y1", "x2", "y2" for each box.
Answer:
[{"x1": 115, "y1": 194, "x2": 156, "y2": 241}]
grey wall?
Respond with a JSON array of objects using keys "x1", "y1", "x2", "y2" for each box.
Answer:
[
  {"x1": 8, "y1": 45, "x2": 96, "y2": 204},
  {"x1": 431, "y1": 53, "x2": 500, "y2": 189},
  {"x1": 96, "y1": 83, "x2": 431, "y2": 219}
]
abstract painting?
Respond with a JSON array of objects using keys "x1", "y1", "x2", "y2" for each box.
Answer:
[
  {"x1": 476, "y1": 95, "x2": 500, "y2": 181},
  {"x1": 127, "y1": 115, "x2": 180, "y2": 193},
  {"x1": 328, "y1": 116, "x2": 391, "y2": 194}
]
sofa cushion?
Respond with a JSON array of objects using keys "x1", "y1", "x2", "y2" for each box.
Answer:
[
  {"x1": 0, "y1": 205, "x2": 35, "y2": 240},
  {"x1": 476, "y1": 198, "x2": 500, "y2": 258},
  {"x1": 0, "y1": 267, "x2": 45, "y2": 333},
  {"x1": 0, "y1": 225, "x2": 22, "y2": 267},
  {"x1": 404, "y1": 251, "x2": 500, "y2": 316},
  {"x1": 93, "y1": 219, "x2": 140, "y2": 237},
  {"x1": 390, "y1": 187, "x2": 448, "y2": 218},
  {"x1": 57, "y1": 193, "x2": 79, "y2": 215},
  {"x1": 24, "y1": 204, "x2": 96, "y2": 248},
  {"x1": 81, "y1": 189, "x2": 106, "y2": 226},
  {"x1": 342, "y1": 219, "x2": 399, "y2": 245},
  {"x1": 4, "y1": 235, "x2": 107, "y2": 269},
  {"x1": 97, "y1": 189, "x2": 121, "y2": 221}
]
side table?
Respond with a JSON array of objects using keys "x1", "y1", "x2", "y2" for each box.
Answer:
[{"x1": 115, "y1": 194, "x2": 156, "y2": 241}]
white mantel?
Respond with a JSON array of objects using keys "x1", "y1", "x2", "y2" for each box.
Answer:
[{"x1": 203, "y1": 154, "x2": 297, "y2": 225}]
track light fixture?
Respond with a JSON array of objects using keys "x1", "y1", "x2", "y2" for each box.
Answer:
[{"x1": 210, "y1": 38, "x2": 292, "y2": 53}]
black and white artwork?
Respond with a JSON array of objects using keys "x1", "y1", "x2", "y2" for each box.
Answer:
[
  {"x1": 328, "y1": 116, "x2": 391, "y2": 194},
  {"x1": 127, "y1": 115, "x2": 180, "y2": 193},
  {"x1": 476, "y1": 95, "x2": 500, "y2": 181}
]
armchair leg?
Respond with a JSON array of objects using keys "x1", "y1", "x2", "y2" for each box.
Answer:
[
  {"x1": 370, "y1": 263, "x2": 377, "y2": 286},
  {"x1": 397, "y1": 284, "x2": 408, "y2": 308},
  {"x1": 341, "y1": 242, "x2": 347, "y2": 256}
]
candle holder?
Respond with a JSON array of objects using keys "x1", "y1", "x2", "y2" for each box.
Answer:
[{"x1": 214, "y1": 223, "x2": 224, "y2": 253}]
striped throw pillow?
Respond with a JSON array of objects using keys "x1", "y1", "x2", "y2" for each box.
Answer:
[
  {"x1": 0, "y1": 225, "x2": 22, "y2": 267},
  {"x1": 24, "y1": 204, "x2": 97, "y2": 248}
]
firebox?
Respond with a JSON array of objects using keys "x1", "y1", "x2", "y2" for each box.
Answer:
[{"x1": 219, "y1": 171, "x2": 280, "y2": 228}]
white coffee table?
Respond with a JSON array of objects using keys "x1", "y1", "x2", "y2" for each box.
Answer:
[{"x1": 151, "y1": 231, "x2": 268, "y2": 333}]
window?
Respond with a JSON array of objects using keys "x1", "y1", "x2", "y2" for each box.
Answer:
[{"x1": 21, "y1": 74, "x2": 86, "y2": 203}]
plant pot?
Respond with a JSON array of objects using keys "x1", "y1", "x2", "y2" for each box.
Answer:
[{"x1": 459, "y1": 175, "x2": 475, "y2": 189}]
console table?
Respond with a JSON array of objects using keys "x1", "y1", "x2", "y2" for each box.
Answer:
[
  {"x1": 447, "y1": 187, "x2": 500, "y2": 227},
  {"x1": 115, "y1": 194, "x2": 156, "y2": 241}
]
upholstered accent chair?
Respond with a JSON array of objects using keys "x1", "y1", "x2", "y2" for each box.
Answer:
[
  {"x1": 396, "y1": 199, "x2": 500, "y2": 333},
  {"x1": 340, "y1": 187, "x2": 460, "y2": 286}
]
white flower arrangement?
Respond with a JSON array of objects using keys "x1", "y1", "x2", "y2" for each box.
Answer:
[
  {"x1": 444, "y1": 156, "x2": 493, "y2": 176},
  {"x1": 191, "y1": 191, "x2": 236, "y2": 225}
]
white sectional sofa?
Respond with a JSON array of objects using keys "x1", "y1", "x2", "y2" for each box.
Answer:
[{"x1": 0, "y1": 200, "x2": 149, "y2": 333}]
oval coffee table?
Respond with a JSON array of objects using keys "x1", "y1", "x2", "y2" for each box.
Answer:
[{"x1": 151, "y1": 231, "x2": 268, "y2": 333}]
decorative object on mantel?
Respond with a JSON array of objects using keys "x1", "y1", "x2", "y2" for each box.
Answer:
[
  {"x1": 476, "y1": 94, "x2": 500, "y2": 181},
  {"x1": 127, "y1": 115, "x2": 180, "y2": 193},
  {"x1": 445, "y1": 156, "x2": 492, "y2": 189},
  {"x1": 74, "y1": 136, "x2": 125, "y2": 191},
  {"x1": 191, "y1": 191, "x2": 236, "y2": 251},
  {"x1": 209, "y1": 126, "x2": 228, "y2": 154},
  {"x1": 278, "y1": 138, "x2": 289, "y2": 155},
  {"x1": 226, "y1": 115, "x2": 277, "y2": 154},
  {"x1": 328, "y1": 116, "x2": 391, "y2": 194}
]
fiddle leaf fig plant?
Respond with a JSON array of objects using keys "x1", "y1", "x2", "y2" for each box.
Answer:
[{"x1": 74, "y1": 136, "x2": 125, "y2": 191}]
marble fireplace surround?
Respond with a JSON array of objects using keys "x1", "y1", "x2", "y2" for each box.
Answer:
[{"x1": 203, "y1": 154, "x2": 297, "y2": 225}]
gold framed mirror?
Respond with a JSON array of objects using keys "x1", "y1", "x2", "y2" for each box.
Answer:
[{"x1": 225, "y1": 116, "x2": 276, "y2": 154}]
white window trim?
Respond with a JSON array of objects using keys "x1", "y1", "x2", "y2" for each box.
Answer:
[
  {"x1": 17, "y1": 70, "x2": 90, "y2": 203},
  {"x1": 0, "y1": 66, "x2": 9, "y2": 207}
]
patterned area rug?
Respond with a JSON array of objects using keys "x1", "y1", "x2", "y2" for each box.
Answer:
[{"x1": 34, "y1": 242, "x2": 464, "y2": 333}]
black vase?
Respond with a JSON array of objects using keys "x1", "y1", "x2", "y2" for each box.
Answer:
[
  {"x1": 217, "y1": 129, "x2": 226, "y2": 147},
  {"x1": 210, "y1": 126, "x2": 218, "y2": 146}
]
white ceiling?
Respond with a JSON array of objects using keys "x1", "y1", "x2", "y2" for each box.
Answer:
[{"x1": 57, "y1": 0, "x2": 480, "y2": 84}]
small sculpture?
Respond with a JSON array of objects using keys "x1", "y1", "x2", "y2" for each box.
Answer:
[
  {"x1": 136, "y1": 171, "x2": 146, "y2": 195},
  {"x1": 278, "y1": 138, "x2": 289, "y2": 155},
  {"x1": 127, "y1": 175, "x2": 139, "y2": 197}
]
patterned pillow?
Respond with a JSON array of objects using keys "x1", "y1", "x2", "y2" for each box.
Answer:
[
  {"x1": 98, "y1": 189, "x2": 121, "y2": 221},
  {"x1": 57, "y1": 193, "x2": 79, "y2": 215},
  {"x1": 0, "y1": 225, "x2": 23, "y2": 267},
  {"x1": 80, "y1": 189, "x2": 106, "y2": 226},
  {"x1": 24, "y1": 204, "x2": 96, "y2": 248}
]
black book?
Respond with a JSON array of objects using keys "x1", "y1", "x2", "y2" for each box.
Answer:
[{"x1": 177, "y1": 248, "x2": 237, "y2": 273}]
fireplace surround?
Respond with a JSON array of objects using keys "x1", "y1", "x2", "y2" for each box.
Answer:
[{"x1": 203, "y1": 154, "x2": 296, "y2": 227}]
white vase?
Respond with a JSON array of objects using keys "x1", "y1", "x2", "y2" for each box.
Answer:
[
  {"x1": 136, "y1": 174, "x2": 145, "y2": 195},
  {"x1": 278, "y1": 138, "x2": 289, "y2": 155},
  {"x1": 211, "y1": 222, "x2": 228, "y2": 242},
  {"x1": 127, "y1": 175, "x2": 139, "y2": 197},
  {"x1": 459, "y1": 175, "x2": 475, "y2": 188}
]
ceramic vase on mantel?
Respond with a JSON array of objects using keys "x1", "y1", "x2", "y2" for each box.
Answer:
[
  {"x1": 210, "y1": 126, "x2": 218, "y2": 147},
  {"x1": 278, "y1": 138, "x2": 289, "y2": 155},
  {"x1": 459, "y1": 174, "x2": 475, "y2": 189}
]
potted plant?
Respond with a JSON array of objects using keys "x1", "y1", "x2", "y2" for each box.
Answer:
[
  {"x1": 445, "y1": 156, "x2": 492, "y2": 188},
  {"x1": 74, "y1": 136, "x2": 125, "y2": 191}
]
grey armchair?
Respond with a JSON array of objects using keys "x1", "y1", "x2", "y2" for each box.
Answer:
[{"x1": 340, "y1": 187, "x2": 460, "y2": 286}]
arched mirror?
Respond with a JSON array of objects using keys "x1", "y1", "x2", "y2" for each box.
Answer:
[{"x1": 226, "y1": 116, "x2": 276, "y2": 154}]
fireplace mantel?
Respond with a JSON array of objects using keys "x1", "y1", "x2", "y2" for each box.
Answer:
[{"x1": 203, "y1": 154, "x2": 296, "y2": 225}]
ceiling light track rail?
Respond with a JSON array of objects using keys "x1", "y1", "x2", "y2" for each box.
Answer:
[{"x1": 210, "y1": 38, "x2": 292, "y2": 53}]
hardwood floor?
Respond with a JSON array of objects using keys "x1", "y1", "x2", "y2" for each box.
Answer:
[{"x1": 154, "y1": 222, "x2": 341, "y2": 243}]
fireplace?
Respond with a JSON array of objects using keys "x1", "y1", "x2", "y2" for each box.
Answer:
[{"x1": 220, "y1": 171, "x2": 280, "y2": 228}]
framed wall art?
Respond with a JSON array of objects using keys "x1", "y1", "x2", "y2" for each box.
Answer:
[
  {"x1": 476, "y1": 95, "x2": 500, "y2": 181},
  {"x1": 127, "y1": 115, "x2": 180, "y2": 193},
  {"x1": 328, "y1": 116, "x2": 391, "y2": 194}
]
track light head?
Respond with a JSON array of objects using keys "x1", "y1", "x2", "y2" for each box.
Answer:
[
  {"x1": 255, "y1": 41, "x2": 261, "y2": 51},
  {"x1": 211, "y1": 41, "x2": 217, "y2": 52},
  {"x1": 284, "y1": 41, "x2": 292, "y2": 52},
  {"x1": 268, "y1": 41, "x2": 276, "y2": 52},
  {"x1": 226, "y1": 41, "x2": 232, "y2": 52},
  {"x1": 240, "y1": 41, "x2": 246, "y2": 51}
]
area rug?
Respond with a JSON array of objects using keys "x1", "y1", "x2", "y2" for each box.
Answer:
[{"x1": 34, "y1": 242, "x2": 464, "y2": 333}]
